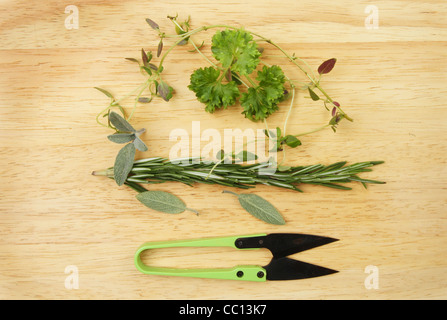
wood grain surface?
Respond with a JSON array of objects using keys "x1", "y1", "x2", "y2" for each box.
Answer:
[{"x1": 1, "y1": 0, "x2": 446, "y2": 300}]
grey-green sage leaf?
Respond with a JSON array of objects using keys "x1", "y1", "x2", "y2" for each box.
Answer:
[
  {"x1": 109, "y1": 111, "x2": 136, "y2": 133},
  {"x1": 114, "y1": 143, "x2": 136, "y2": 186},
  {"x1": 107, "y1": 133, "x2": 136, "y2": 144},
  {"x1": 136, "y1": 190, "x2": 196, "y2": 214},
  {"x1": 133, "y1": 136, "x2": 148, "y2": 152},
  {"x1": 223, "y1": 191, "x2": 285, "y2": 225}
]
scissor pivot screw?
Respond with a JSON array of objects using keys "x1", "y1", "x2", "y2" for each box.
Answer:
[
  {"x1": 236, "y1": 271, "x2": 244, "y2": 278},
  {"x1": 257, "y1": 271, "x2": 264, "y2": 278}
]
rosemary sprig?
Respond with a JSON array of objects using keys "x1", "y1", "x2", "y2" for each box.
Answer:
[{"x1": 93, "y1": 158, "x2": 385, "y2": 192}]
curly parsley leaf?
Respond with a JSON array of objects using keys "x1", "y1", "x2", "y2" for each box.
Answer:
[
  {"x1": 211, "y1": 29, "x2": 261, "y2": 75},
  {"x1": 188, "y1": 66, "x2": 240, "y2": 113},
  {"x1": 240, "y1": 65, "x2": 286, "y2": 121}
]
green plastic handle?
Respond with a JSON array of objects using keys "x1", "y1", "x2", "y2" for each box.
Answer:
[{"x1": 134, "y1": 234, "x2": 267, "y2": 282}]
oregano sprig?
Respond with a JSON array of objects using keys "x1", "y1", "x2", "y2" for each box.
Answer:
[{"x1": 141, "y1": 15, "x2": 353, "y2": 165}]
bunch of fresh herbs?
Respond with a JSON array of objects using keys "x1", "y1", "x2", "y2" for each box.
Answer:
[{"x1": 92, "y1": 16, "x2": 385, "y2": 225}]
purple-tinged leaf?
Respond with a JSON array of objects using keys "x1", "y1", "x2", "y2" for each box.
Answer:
[
  {"x1": 318, "y1": 58, "x2": 337, "y2": 75},
  {"x1": 157, "y1": 81, "x2": 173, "y2": 101},
  {"x1": 157, "y1": 39, "x2": 163, "y2": 57},
  {"x1": 141, "y1": 48, "x2": 148, "y2": 66},
  {"x1": 145, "y1": 18, "x2": 159, "y2": 30}
]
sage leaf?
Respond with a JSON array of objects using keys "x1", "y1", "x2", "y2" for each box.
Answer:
[
  {"x1": 223, "y1": 191, "x2": 285, "y2": 225},
  {"x1": 136, "y1": 190, "x2": 198, "y2": 214},
  {"x1": 107, "y1": 133, "x2": 136, "y2": 144},
  {"x1": 109, "y1": 111, "x2": 136, "y2": 133},
  {"x1": 114, "y1": 143, "x2": 136, "y2": 186},
  {"x1": 317, "y1": 58, "x2": 336, "y2": 75},
  {"x1": 133, "y1": 136, "x2": 148, "y2": 152}
]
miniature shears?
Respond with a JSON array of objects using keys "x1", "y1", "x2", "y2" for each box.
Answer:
[{"x1": 134, "y1": 233, "x2": 338, "y2": 281}]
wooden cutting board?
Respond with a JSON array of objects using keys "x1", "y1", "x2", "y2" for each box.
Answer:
[{"x1": 1, "y1": 0, "x2": 446, "y2": 299}]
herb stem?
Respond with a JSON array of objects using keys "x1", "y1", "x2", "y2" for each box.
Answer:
[
  {"x1": 112, "y1": 81, "x2": 150, "y2": 106},
  {"x1": 244, "y1": 75, "x2": 258, "y2": 87},
  {"x1": 294, "y1": 124, "x2": 331, "y2": 137},
  {"x1": 127, "y1": 79, "x2": 150, "y2": 121},
  {"x1": 283, "y1": 85, "x2": 296, "y2": 136},
  {"x1": 190, "y1": 38, "x2": 219, "y2": 68}
]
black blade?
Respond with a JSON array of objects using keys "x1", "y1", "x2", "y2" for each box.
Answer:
[
  {"x1": 235, "y1": 233, "x2": 338, "y2": 258},
  {"x1": 264, "y1": 257, "x2": 338, "y2": 280}
]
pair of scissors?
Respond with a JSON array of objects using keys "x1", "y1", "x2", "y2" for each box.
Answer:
[{"x1": 134, "y1": 233, "x2": 338, "y2": 281}]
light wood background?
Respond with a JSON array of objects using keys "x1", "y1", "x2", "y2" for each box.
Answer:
[{"x1": 1, "y1": 0, "x2": 446, "y2": 300}]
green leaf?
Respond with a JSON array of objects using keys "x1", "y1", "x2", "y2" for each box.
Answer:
[
  {"x1": 223, "y1": 191, "x2": 285, "y2": 225},
  {"x1": 276, "y1": 127, "x2": 282, "y2": 138},
  {"x1": 216, "y1": 149, "x2": 225, "y2": 160},
  {"x1": 188, "y1": 67, "x2": 240, "y2": 113},
  {"x1": 113, "y1": 143, "x2": 136, "y2": 186},
  {"x1": 109, "y1": 111, "x2": 136, "y2": 133},
  {"x1": 240, "y1": 66, "x2": 286, "y2": 121},
  {"x1": 308, "y1": 87, "x2": 320, "y2": 101},
  {"x1": 141, "y1": 66, "x2": 152, "y2": 75},
  {"x1": 125, "y1": 57, "x2": 139, "y2": 64},
  {"x1": 235, "y1": 150, "x2": 258, "y2": 161},
  {"x1": 284, "y1": 135, "x2": 301, "y2": 148},
  {"x1": 107, "y1": 133, "x2": 136, "y2": 144},
  {"x1": 94, "y1": 87, "x2": 114, "y2": 99},
  {"x1": 133, "y1": 136, "x2": 148, "y2": 152},
  {"x1": 211, "y1": 29, "x2": 261, "y2": 75},
  {"x1": 136, "y1": 191, "x2": 197, "y2": 214},
  {"x1": 263, "y1": 129, "x2": 276, "y2": 138}
]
